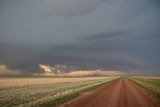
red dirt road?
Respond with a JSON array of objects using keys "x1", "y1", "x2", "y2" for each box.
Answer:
[{"x1": 58, "y1": 78, "x2": 160, "y2": 107}]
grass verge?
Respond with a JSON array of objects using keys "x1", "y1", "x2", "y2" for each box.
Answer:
[{"x1": 128, "y1": 77, "x2": 160, "y2": 102}]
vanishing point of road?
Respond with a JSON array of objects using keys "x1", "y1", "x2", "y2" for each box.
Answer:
[{"x1": 58, "y1": 78, "x2": 160, "y2": 107}]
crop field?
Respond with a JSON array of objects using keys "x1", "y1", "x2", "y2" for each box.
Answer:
[
  {"x1": 129, "y1": 76, "x2": 160, "y2": 100},
  {"x1": 0, "y1": 77, "x2": 118, "y2": 107},
  {"x1": 0, "y1": 77, "x2": 112, "y2": 90}
]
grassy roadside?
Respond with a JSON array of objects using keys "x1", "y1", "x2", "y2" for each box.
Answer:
[
  {"x1": 31, "y1": 78, "x2": 120, "y2": 107},
  {"x1": 128, "y1": 77, "x2": 160, "y2": 102}
]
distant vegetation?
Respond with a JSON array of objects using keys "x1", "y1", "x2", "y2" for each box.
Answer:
[
  {"x1": 0, "y1": 77, "x2": 119, "y2": 107},
  {"x1": 129, "y1": 76, "x2": 160, "y2": 101},
  {"x1": 0, "y1": 77, "x2": 110, "y2": 90}
]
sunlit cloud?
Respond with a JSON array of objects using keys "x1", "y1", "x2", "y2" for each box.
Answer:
[
  {"x1": 38, "y1": 64, "x2": 125, "y2": 76},
  {"x1": 39, "y1": 64, "x2": 52, "y2": 73},
  {"x1": 62, "y1": 70, "x2": 125, "y2": 76}
]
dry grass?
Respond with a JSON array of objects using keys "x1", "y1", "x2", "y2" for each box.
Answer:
[{"x1": 0, "y1": 77, "x2": 111, "y2": 90}]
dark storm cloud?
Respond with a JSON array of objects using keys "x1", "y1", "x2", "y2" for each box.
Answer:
[
  {"x1": 40, "y1": 0, "x2": 108, "y2": 17},
  {"x1": 0, "y1": 0, "x2": 160, "y2": 75},
  {"x1": 81, "y1": 30, "x2": 130, "y2": 41}
]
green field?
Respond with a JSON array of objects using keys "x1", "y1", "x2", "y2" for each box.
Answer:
[
  {"x1": 129, "y1": 76, "x2": 160, "y2": 101},
  {"x1": 0, "y1": 77, "x2": 118, "y2": 107}
]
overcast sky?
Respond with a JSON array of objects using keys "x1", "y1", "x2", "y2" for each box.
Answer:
[{"x1": 0, "y1": 0, "x2": 160, "y2": 75}]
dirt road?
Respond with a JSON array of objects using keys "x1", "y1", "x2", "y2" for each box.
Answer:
[{"x1": 58, "y1": 78, "x2": 160, "y2": 107}]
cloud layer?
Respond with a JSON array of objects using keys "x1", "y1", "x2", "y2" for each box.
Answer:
[
  {"x1": 0, "y1": 64, "x2": 22, "y2": 76},
  {"x1": 41, "y1": 0, "x2": 107, "y2": 17},
  {"x1": 0, "y1": 0, "x2": 160, "y2": 75}
]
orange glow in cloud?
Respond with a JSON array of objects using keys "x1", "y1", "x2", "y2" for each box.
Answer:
[{"x1": 61, "y1": 70, "x2": 125, "y2": 76}]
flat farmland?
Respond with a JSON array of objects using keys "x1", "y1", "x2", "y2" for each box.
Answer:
[
  {"x1": 0, "y1": 77, "x2": 113, "y2": 90},
  {"x1": 0, "y1": 76, "x2": 118, "y2": 107},
  {"x1": 1, "y1": 76, "x2": 160, "y2": 107}
]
